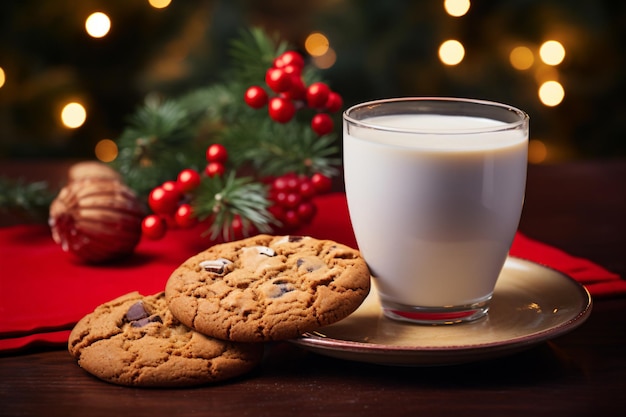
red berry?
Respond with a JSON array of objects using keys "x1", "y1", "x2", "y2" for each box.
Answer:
[
  {"x1": 268, "y1": 205, "x2": 286, "y2": 222},
  {"x1": 274, "y1": 191, "x2": 288, "y2": 206},
  {"x1": 205, "y1": 162, "x2": 225, "y2": 177},
  {"x1": 244, "y1": 86, "x2": 268, "y2": 109},
  {"x1": 148, "y1": 186, "x2": 180, "y2": 215},
  {"x1": 285, "y1": 175, "x2": 299, "y2": 191},
  {"x1": 284, "y1": 192, "x2": 302, "y2": 209},
  {"x1": 297, "y1": 201, "x2": 316, "y2": 221},
  {"x1": 177, "y1": 168, "x2": 201, "y2": 193},
  {"x1": 161, "y1": 180, "x2": 180, "y2": 194},
  {"x1": 306, "y1": 82, "x2": 331, "y2": 108},
  {"x1": 265, "y1": 68, "x2": 292, "y2": 93},
  {"x1": 299, "y1": 179, "x2": 316, "y2": 199},
  {"x1": 281, "y1": 64, "x2": 302, "y2": 77},
  {"x1": 231, "y1": 215, "x2": 244, "y2": 238},
  {"x1": 311, "y1": 173, "x2": 332, "y2": 193},
  {"x1": 142, "y1": 215, "x2": 167, "y2": 240},
  {"x1": 325, "y1": 92, "x2": 343, "y2": 113},
  {"x1": 272, "y1": 176, "x2": 290, "y2": 192},
  {"x1": 311, "y1": 113, "x2": 334, "y2": 136},
  {"x1": 174, "y1": 204, "x2": 196, "y2": 228},
  {"x1": 268, "y1": 97, "x2": 296, "y2": 123},
  {"x1": 206, "y1": 143, "x2": 228, "y2": 163},
  {"x1": 284, "y1": 210, "x2": 301, "y2": 228},
  {"x1": 282, "y1": 76, "x2": 306, "y2": 100},
  {"x1": 276, "y1": 51, "x2": 305, "y2": 69}
]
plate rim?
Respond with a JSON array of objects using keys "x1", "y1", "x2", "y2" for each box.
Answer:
[{"x1": 291, "y1": 256, "x2": 593, "y2": 362}]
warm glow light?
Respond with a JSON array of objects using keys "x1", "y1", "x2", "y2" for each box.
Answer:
[
  {"x1": 312, "y1": 48, "x2": 337, "y2": 69},
  {"x1": 438, "y1": 40, "x2": 465, "y2": 65},
  {"x1": 444, "y1": 0, "x2": 471, "y2": 17},
  {"x1": 148, "y1": 0, "x2": 172, "y2": 8},
  {"x1": 305, "y1": 32, "x2": 330, "y2": 57},
  {"x1": 528, "y1": 139, "x2": 548, "y2": 164},
  {"x1": 85, "y1": 12, "x2": 111, "y2": 38},
  {"x1": 509, "y1": 46, "x2": 534, "y2": 70},
  {"x1": 61, "y1": 102, "x2": 87, "y2": 128},
  {"x1": 95, "y1": 139, "x2": 118, "y2": 162},
  {"x1": 539, "y1": 40, "x2": 565, "y2": 66},
  {"x1": 538, "y1": 81, "x2": 565, "y2": 107},
  {"x1": 0, "y1": 67, "x2": 5, "y2": 88}
]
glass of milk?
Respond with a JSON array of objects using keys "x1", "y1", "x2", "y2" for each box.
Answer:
[{"x1": 343, "y1": 97, "x2": 529, "y2": 324}]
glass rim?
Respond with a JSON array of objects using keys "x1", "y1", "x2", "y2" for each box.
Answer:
[{"x1": 343, "y1": 97, "x2": 529, "y2": 135}]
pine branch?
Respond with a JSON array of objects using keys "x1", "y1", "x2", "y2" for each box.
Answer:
[
  {"x1": 229, "y1": 27, "x2": 290, "y2": 85},
  {"x1": 223, "y1": 118, "x2": 340, "y2": 177},
  {"x1": 193, "y1": 171, "x2": 276, "y2": 241},
  {"x1": 0, "y1": 177, "x2": 56, "y2": 223}
]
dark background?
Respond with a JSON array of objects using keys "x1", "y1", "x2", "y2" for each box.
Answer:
[{"x1": 0, "y1": 0, "x2": 624, "y2": 163}]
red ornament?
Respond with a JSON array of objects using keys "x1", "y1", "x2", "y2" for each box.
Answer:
[
  {"x1": 206, "y1": 144, "x2": 228, "y2": 163},
  {"x1": 142, "y1": 214, "x2": 167, "y2": 240},
  {"x1": 244, "y1": 86, "x2": 268, "y2": 109},
  {"x1": 268, "y1": 97, "x2": 296, "y2": 123},
  {"x1": 311, "y1": 113, "x2": 334, "y2": 136},
  {"x1": 306, "y1": 82, "x2": 331, "y2": 109},
  {"x1": 49, "y1": 177, "x2": 145, "y2": 263}
]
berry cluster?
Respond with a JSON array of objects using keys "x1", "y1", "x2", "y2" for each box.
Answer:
[
  {"x1": 267, "y1": 172, "x2": 332, "y2": 231},
  {"x1": 244, "y1": 50, "x2": 343, "y2": 136},
  {"x1": 141, "y1": 144, "x2": 229, "y2": 240},
  {"x1": 142, "y1": 168, "x2": 201, "y2": 240}
]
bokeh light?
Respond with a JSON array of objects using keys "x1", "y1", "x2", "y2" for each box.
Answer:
[
  {"x1": 438, "y1": 40, "x2": 465, "y2": 65},
  {"x1": 95, "y1": 139, "x2": 118, "y2": 162},
  {"x1": 312, "y1": 48, "x2": 337, "y2": 69},
  {"x1": 61, "y1": 102, "x2": 87, "y2": 128},
  {"x1": 528, "y1": 139, "x2": 548, "y2": 164},
  {"x1": 444, "y1": 0, "x2": 471, "y2": 17},
  {"x1": 85, "y1": 12, "x2": 111, "y2": 38},
  {"x1": 538, "y1": 81, "x2": 565, "y2": 107},
  {"x1": 539, "y1": 40, "x2": 566, "y2": 66},
  {"x1": 148, "y1": 0, "x2": 172, "y2": 9},
  {"x1": 0, "y1": 67, "x2": 5, "y2": 88},
  {"x1": 305, "y1": 32, "x2": 330, "y2": 57},
  {"x1": 509, "y1": 46, "x2": 534, "y2": 70}
]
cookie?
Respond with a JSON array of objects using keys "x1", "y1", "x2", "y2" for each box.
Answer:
[
  {"x1": 68, "y1": 292, "x2": 263, "y2": 387},
  {"x1": 165, "y1": 235, "x2": 371, "y2": 343}
]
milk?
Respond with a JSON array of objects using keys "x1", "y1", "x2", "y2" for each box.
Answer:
[{"x1": 343, "y1": 113, "x2": 528, "y2": 308}]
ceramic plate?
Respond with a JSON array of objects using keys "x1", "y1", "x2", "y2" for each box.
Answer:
[{"x1": 291, "y1": 257, "x2": 592, "y2": 366}]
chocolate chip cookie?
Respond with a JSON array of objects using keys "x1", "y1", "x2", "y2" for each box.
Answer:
[
  {"x1": 68, "y1": 292, "x2": 263, "y2": 387},
  {"x1": 165, "y1": 235, "x2": 371, "y2": 343}
]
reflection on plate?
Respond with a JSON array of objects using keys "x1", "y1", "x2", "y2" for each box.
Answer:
[{"x1": 291, "y1": 257, "x2": 592, "y2": 366}]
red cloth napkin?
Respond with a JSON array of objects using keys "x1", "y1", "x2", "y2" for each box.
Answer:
[{"x1": 1, "y1": 192, "x2": 623, "y2": 352}]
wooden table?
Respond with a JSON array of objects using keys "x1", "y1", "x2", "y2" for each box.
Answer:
[{"x1": 1, "y1": 159, "x2": 625, "y2": 417}]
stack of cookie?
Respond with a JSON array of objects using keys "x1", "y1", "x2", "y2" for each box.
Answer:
[{"x1": 68, "y1": 235, "x2": 371, "y2": 387}]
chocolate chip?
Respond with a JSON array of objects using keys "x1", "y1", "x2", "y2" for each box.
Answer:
[
  {"x1": 125, "y1": 301, "x2": 149, "y2": 322},
  {"x1": 288, "y1": 236, "x2": 303, "y2": 242},
  {"x1": 199, "y1": 258, "x2": 233, "y2": 274},
  {"x1": 131, "y1": 315, "x2": 162, "y2": 328},
  {"x1": 271, "y1": 280, "x2": 294, "y2": 298},
  {"x1": 296, "y1": 258, "x2": 322, "y2": 272}
]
